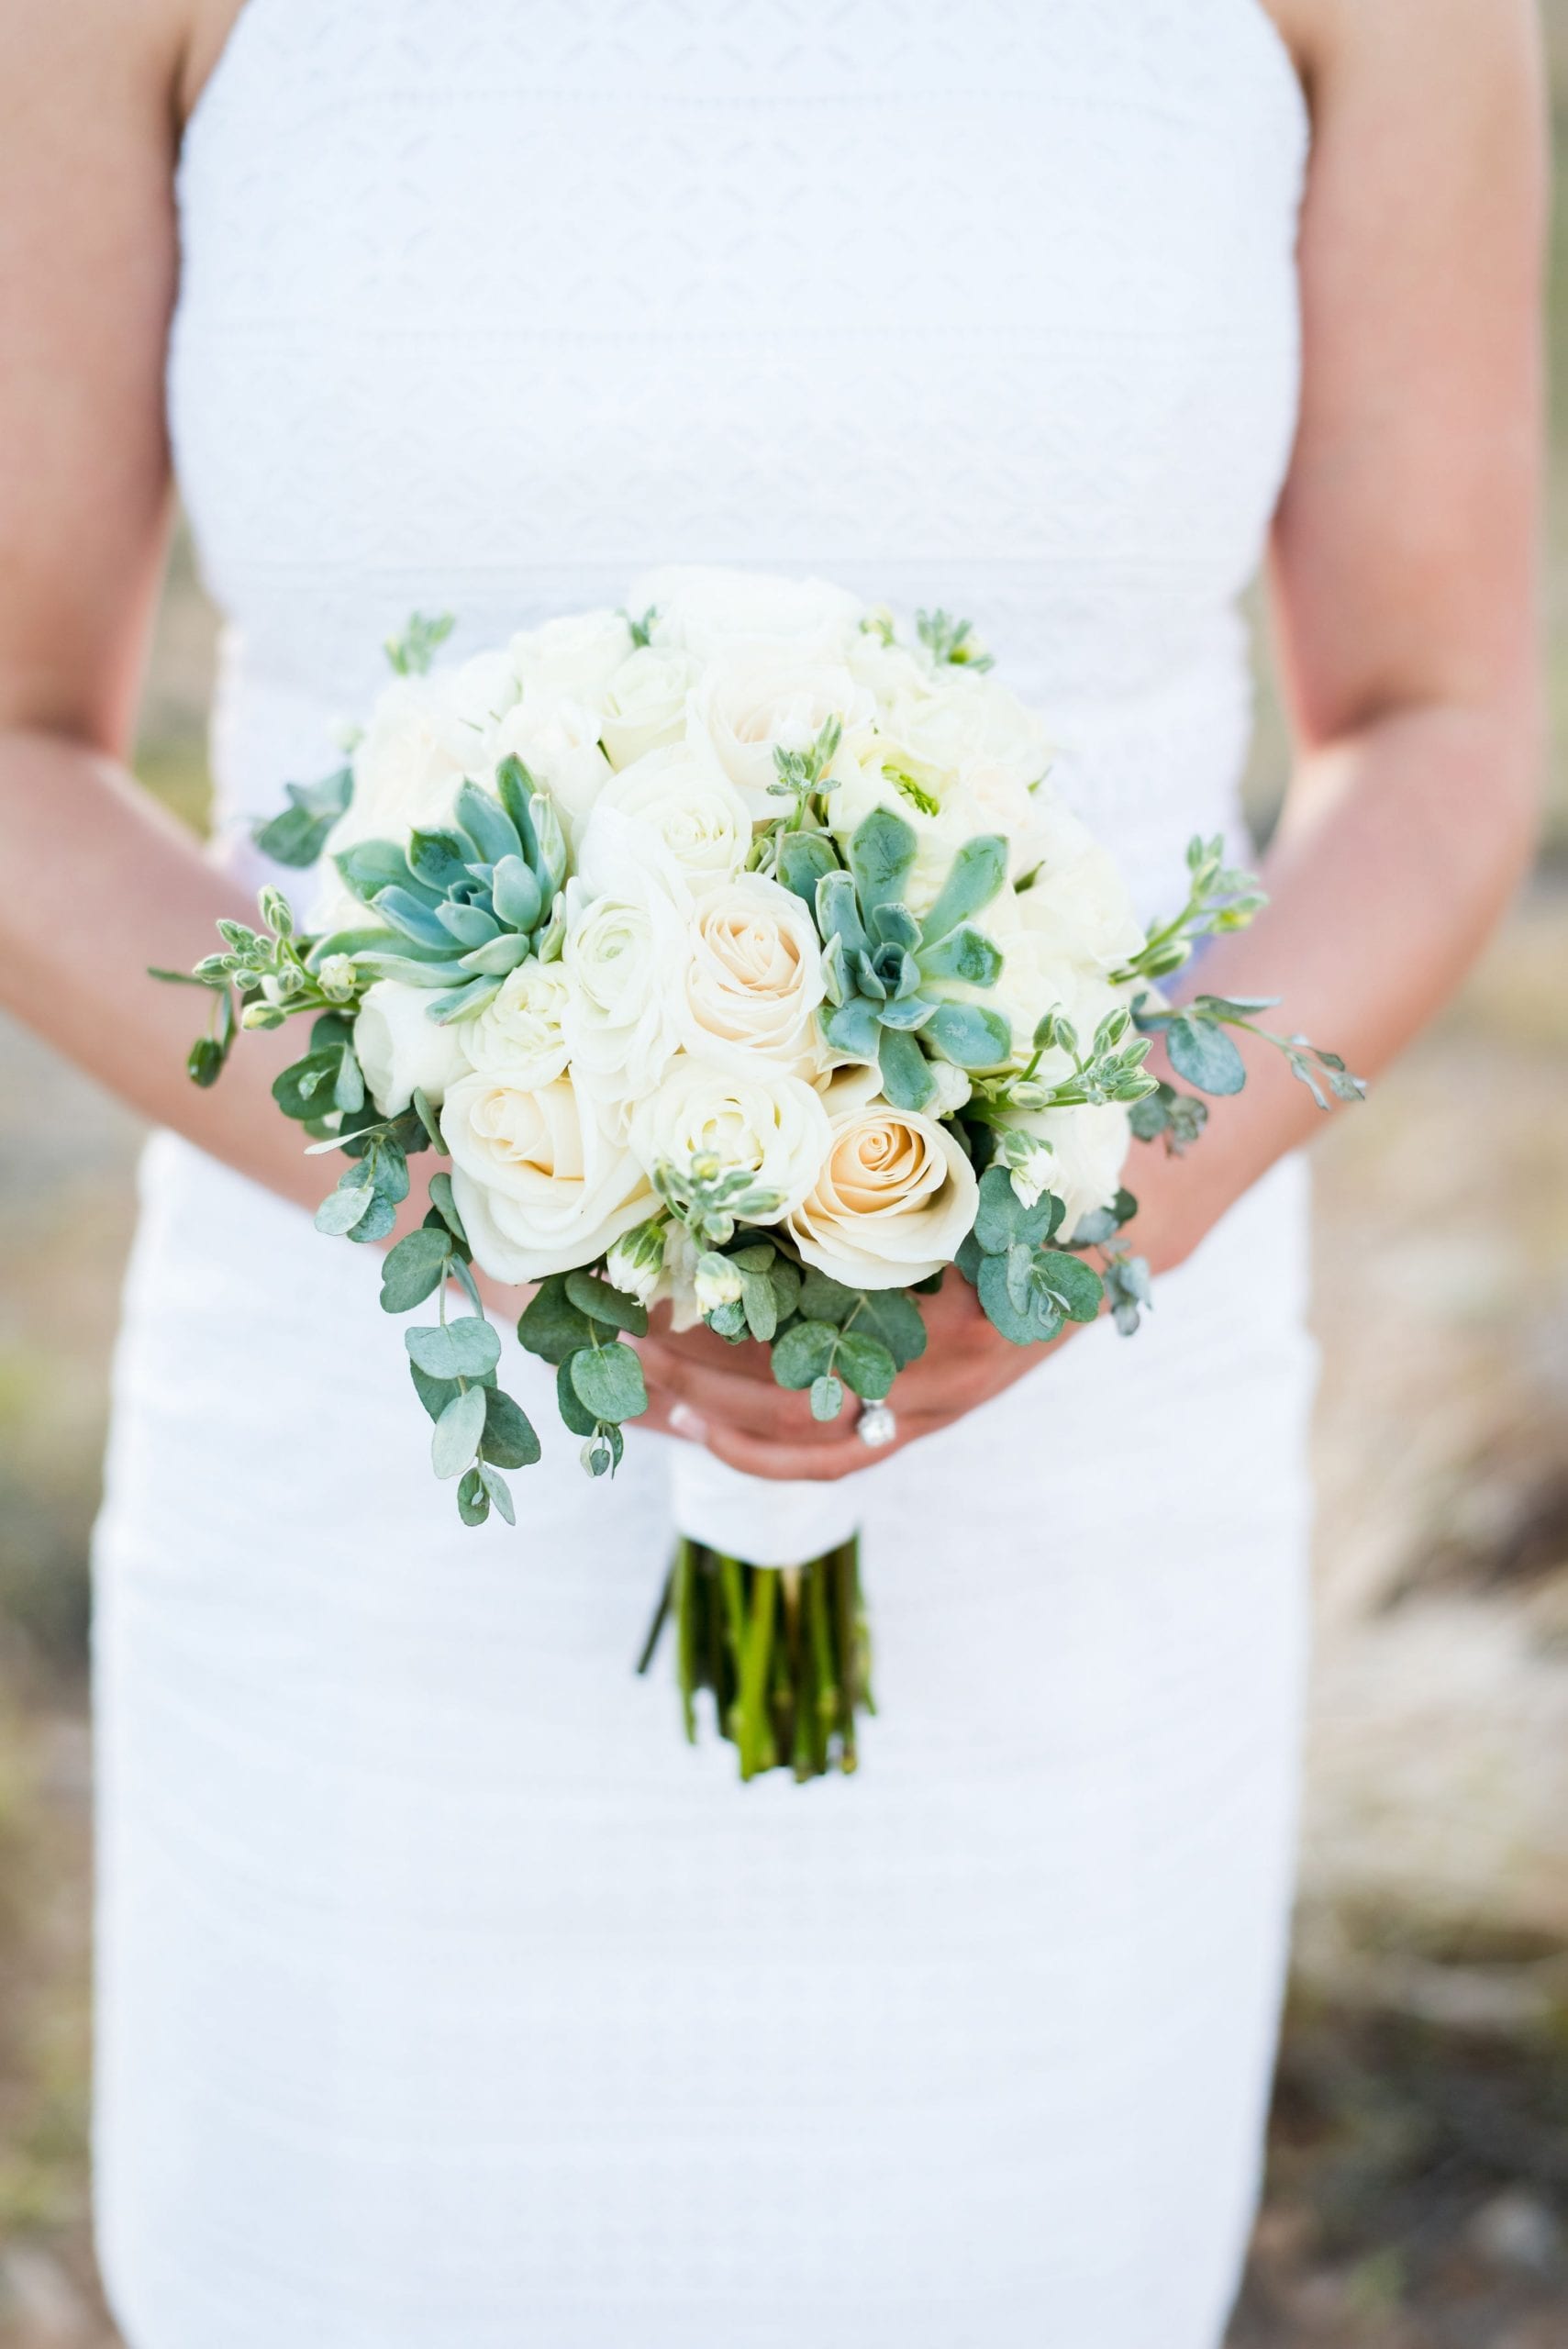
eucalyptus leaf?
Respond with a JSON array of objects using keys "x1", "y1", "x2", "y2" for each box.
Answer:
[
  {"x1": 517, "y1": 1275, "x2": 595, "y2": 1365},
  {"x1": 380, "y1": 1226, "x2": 451, "y2": 1313},
  {"x1": 432, "y1": 1385, "x2": 488, "y2": 1479},
  {"x1": 456, "y1": 1466, "x2": 490, "y2": 1527},
  {"x1": 314, "y1": 1174, "x2": 374, "y2": 1236},
  {"x1": 406, "y1": 1317, "x2": 502, "y2": 1381},
  {"x1": 1032, "y1": 1251, "x2": 1105, "y2": 1323},
  {"x1": 1165, "y1": 1013, "x2": 1247, "y2": 1097},
  {"x1": 478, "y1": 1464, "x2": 517, "y2": 1526},
  {"x1": 480, "y1": 1387, "x2": 541, "y2": 1471},
  {"x1": 564, "y1": 1268, "x2": 650, "y2": 1337},
  {"x1": 556, "y1": 1359, "x2": 598, "y2": 1438},
  {"x1": 427, "y1": 1172, "x2": 468, "y2": 1245},
  {"x1": 977, "y1": 1254, "x2": 1063, "y2": 1346},
  {"x1": 834, "y1": 1330, "x2": 895, "y2": 1401},
  {"x1": 568, "y1": 1341, "x2": 648, "y2": 1424},
  {"x1": 771, "y1": 1319, "x2": 840, "y2": 1389},
  {"x1": 851, "y1": 1287, "x2": 927, "y2": 1368},
  {"x1": 809, "y1": 1374, "x2": 845, "y2": 1422}
]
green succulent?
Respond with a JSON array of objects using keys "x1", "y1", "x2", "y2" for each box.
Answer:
[
  {"x1": 315, "y1": 755, "x2": 567, "y2": 1022},
  {"x1": 812, "y1": 808, "x2": 1014, "y2": 1112}
]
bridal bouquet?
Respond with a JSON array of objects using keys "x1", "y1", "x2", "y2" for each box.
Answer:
[{"x1": 161, "y1": 571, "x2": 1360, "y2": 1780}]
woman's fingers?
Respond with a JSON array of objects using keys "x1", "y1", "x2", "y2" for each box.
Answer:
[
  {"x1": 638, "y1": 1337, "x2": 851, "y2": 1443},
  {"x1": 695, "y1": 1410, "x2": 944, "y2": 1483}
]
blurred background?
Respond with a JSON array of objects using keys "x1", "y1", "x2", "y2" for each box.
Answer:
[{"x1": 3, "y1": 33, "x2": 1568, "y2": 2349}]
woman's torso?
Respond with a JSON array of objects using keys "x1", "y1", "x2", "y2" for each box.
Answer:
[{"x1": 167, "y1": 0, "x2": 1308, "y2": 914}]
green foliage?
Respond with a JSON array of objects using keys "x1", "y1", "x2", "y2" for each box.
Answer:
[
  {"x1": 563, "y1": 1267, "x2": 650, "y2": 1337},
  {"x1": 517, "y1": 1275, "x2": 595, "y2": 1365},
  {"x1": 406, "y1": 1317, "x2": 502, "y2": 1382},
  {"x1": 568, "y1": 1341, "x2": 647, "y2": 1424},
  {"x1": 250, "y1": 765, "x2": 353, "y2": 868},
  {"x1": 766, "y1": 713, "x2": 842, "y2": 829},
  {"x1": 1114, "y1": 833, "x2": 1269, "y2": 986},
  {"x1": 384, "y1": 610, "x2": 455, "y2": 674},
  {"x1": 651, "y1": 1153, "x2": 784, "y2": 1251},
  {"x1": 816, "y1": 811, "x2": 1012, "y2": 1109},
  {"x1": 1133, "y1": 989, "x2": 1366, "y2": 1113},
  {"x1": 963, "y1": 1164, "x2": 1105, "y2": 1346}
]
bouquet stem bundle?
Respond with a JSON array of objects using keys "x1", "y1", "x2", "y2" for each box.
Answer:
[{"x1": 640, "y1": 1537, "x2": 871, "y2": 1780}]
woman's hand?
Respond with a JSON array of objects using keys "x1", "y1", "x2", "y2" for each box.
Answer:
[{"x1": 635, "y1": 1270, "x2": 1073, "y2": 1481}]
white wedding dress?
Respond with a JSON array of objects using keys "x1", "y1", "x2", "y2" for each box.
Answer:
[{"x1": 93, "y1": 5, "x2": 1316, "y2": 2343}]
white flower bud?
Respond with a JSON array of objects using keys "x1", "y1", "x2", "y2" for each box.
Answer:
[
  {"x1": 996, "y1": 1128, "x2": 1054, "y2": 1211},
  {"x1": 925, "y1": 1060, "x2": 973, "y2": 1118},
  {"x1": 693, "y1": 1252, "x2": 744, "y2": 1316},
  {"x1": 606, "y1": 1219, "x2": 666, "y2": 1308},
  {"x1": 317, "y1": 954, "x2": 359, "y2": 1000}
]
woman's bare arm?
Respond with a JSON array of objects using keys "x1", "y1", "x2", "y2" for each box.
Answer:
[
  {"x1": 642, "y1": 0, "x2": 1546, "y2": 1476},
  {"x1": 0, "y1": 0, "x2": 326, "y2": 1215}
]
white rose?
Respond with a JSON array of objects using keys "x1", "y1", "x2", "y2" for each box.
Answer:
[
  {"x1": 677, "y1": 873, "x2": 828, "y2": 1077},
  {"x1": 592, "y1": 741, "x2": 751, "y2": 896},
  {"x1": 689, "y1": 651, "x2": 874, "y2": 818},
  {"x1": 599, "y1": 646, "x2": 700, "y2": 769},
  {"x1": 441, "y1": 1068, "x2": 653, "y2": 1283},
  {"x1": 491, "y1": 696, "x2": 613, "y2": 851},
  {"x1": 996, "y1": 1103, "x2": 1131, "y2": 1240},
  {"x1": 354, "y1": 979, "x2": 472, "y2": 1117},
  {"x1": 788, "y1": 1099, "x2": 979, "y2": 1288},
  {"x1": 460, "y1": 957, "x2": 573, "y2": 1085},
  {"x1": 508, "y1": 609, "x2": 633, "y2": 707},
  {"x1": 628, "y1": 1052, "x2": 832, "y2": 1221},
  {"x1": 1013, "y1": 794, "x2": 1147, "y2": 971},
  {"x1": 562, "y1": 821, "x2": 692, "y2": 1097},
  {"x1": 948, "y1": 906, "x2": 1128, "y2": 1076},
  {"x1": 330, "y1": 680, "x2": 467, "y2": 855},
  {"x1": 633, "y1": 566, "x2": 863, "y2": 663}
]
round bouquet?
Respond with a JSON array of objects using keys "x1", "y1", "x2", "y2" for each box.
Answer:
[{"x1": 165, "y1": 571, "x2": 1360, "y2": 1779}]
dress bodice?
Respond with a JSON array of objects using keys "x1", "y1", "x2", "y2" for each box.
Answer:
[{"x1": 168, "y1": 0, "x2": 1307, "y2": 911}]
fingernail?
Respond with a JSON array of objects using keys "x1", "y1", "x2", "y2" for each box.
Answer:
[{"x1": 669, "y1": 1403, "x2": 707, "y2": 1441}]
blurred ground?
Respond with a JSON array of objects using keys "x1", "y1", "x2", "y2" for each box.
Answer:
[{"x1": 6, "y1": 28, "x2": 1568, "y2": 2349}]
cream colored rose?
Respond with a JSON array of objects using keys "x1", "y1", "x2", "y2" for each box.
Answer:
[
  {"x1": 599, "y1": 646, "x2": 700, "y2": 769},
  {"x1": 508, "y1": 609, "x2": 633, "y2": 707},
  {"x1": 459, "y1": 957, "x2": 573, "y2": 1085},
  {"x1": 330, "y1": 670, "x2": 492, "y2": 857},
  {"x1": 628, "y1": 1052, "x2": 831, "y2": 1219},
  {"x1": 490, "y1": 696, "x2": 612, "y2": 850},
  {"x1": 633, "y1": 566, "x2": 862, "y2": 663},
  {"x1": 592, "y1": 742, "x2": 751, "y2": 896},
  {"x1": 689, "y1": 651, "x2": 873, "y2": 818},
  {"x1": 788, "y1": 1099, "x2": 979, "y2": 1288},
  {"x1": 354, "y1": 979, "x2": 472, "y2": 1117},
  {"x1": 996, "y1": 1103, "x2": 1131, "y2": 1240},
  {"x1": 676, "y1": 873, "x2": 827, "y2": 1076},
  {"x1": 441, "y1": 1068, "x2": 653, "y2": 1283}
]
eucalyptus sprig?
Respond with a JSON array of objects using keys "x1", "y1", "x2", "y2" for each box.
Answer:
[
  {"x1": 764, "y1": 713, "x2": 843, "y2": 832},
  {"x1": 1113, "y1": 832, "x2": 1268, "y2": 987},
  {"x1": 383, "y1": 609, "x2": 455, "y2": 676},
  {"x1": 971, "y1": 1003, "x2": 1158, "y2": 1124},
  {"x1": 651, "y1": 1152, "x2": 786, "y2": 1252}
]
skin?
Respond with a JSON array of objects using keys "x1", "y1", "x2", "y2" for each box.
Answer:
[{"x1": 0, "y1": 0, "x2": 1545, "y2": 1485}]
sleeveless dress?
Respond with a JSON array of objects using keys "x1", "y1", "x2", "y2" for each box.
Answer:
[{"x1": 93, "y1": 6, "x2": 1315, "y2": 2344}]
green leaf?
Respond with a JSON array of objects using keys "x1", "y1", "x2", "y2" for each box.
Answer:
[
  {"x1": 331, "y1": 1048, "x2": 365, "y2": 1115},
  {"x1": 410, "y1": 1088, "x2": 446, "y2": 1152},
  {"x1": 815, "y1": 868, "x2": 870, "y2": 959},
  {"x1": 809, "y1": 1373, "x2": 844, "y2": 1421},
  {"x1": 556, "y1": 1359, "x2": 598, "y2": 1438},
  {"x1": 406, "y1": 828, "x2": 475, "y2": 894},
  {"x1": 820, "y1": 996, "x2": 883, "y2": 1062},
  {"x1": 833, "y1": 1329, "x2": 896, "y2": 1401},
  {"x1": 920, "y1": 833, "x2": 1008, "y2": 941},
  {"x1": 851, "y1": 1287, "x2": 927, "y2": 1368},
  {"x1": 924, "y1": 999, "x2": 1011, "y2": 1070},
  {"x1": 348, "y1": 1194, "x2": 398, "y2": 1244},
  {"x1": 740, "y1": 1270, "x2": 777, "y2": 1343},
  {"x1": 954, "y1": 1230, "x2": 984, "y2": 1286},
  {"x1": 272, "y1": 1049, "x2": 348, "y2": 1121},
  {"x1": 1128, "y1": 1091, "x2": 1169, "y2": 1141},
  {"x1": 977, "y1": 1254, "x2": 1063, "y2": 1346},
  {"x1": 490, "y1": 855, "x2": 543, "y2": 934},
  {"x1": 478, "y1": 1464, "x2": 517, "y2": 1525},
  {"x1": 250, "y1": 766, "x2": 353, "y2": 868},
  {"x1": 517, "y1": 1275, "x2": 595, "y2": 1365},
  {"x1": 564, "y1": 1268, "x2": 650, "y2": 1337},
  {"x1": 1032, "y1": 1251, "x2": 1105, "y2": 1323},
  {"x1": 314, "y1": 1173, "x2": 375, "y2": 1236},
  {"x1": 877, "y1": 1024, "x2": 935, "y2": 1110},
  {"x1": 1165, "y1": 1013, "x2": 1247, "y2": 1097},
  {"x1": 568, "y1": 1341, "x2": 648, "y2": 1424},
  {"x1": 380, "y1": 1226, "x2": 451, "y2": 1312},
  {"x1": 848, "y1": 807, "x2": 917, "y2": 918},
  {"x1": 916, "y1": 922, "x2": 1004, "y2": 986},
  {"x1": 456, "y1": 1465, "x2": 491, "y2": 1527},
  {"x1": 426, "y1": 1171, "x2": 467, "y2": 1244},
  {"x1": 480, "y1": 1387, "x2": 541, "y2": 1470},
  {"x1": 768, "y1": 1255, "x2": 803, "y2": 1323},
  {"x1": 771, "y1": 1319, "x2": 840, "y2": 1389},
  {"x1": 972, "y1": 1163, "x2": 1063, "y2": 1254},
  {"x1": 453, "y1": 780, "x2": 521, "y2": 867},
  {"x1": 409, "y1": 1362, "x2": 467, "y2": 1421},
  {"x1": 406, "y1": 1317, "x2": 502, "y2": 1380},
  {"x1": 776, "y1": 830, "x2": 840, "y2": 910},
  {"x1": 432, "y1": 1385, "x2": 488, "y2": 1479},
  {"x1": 795, "y1": 1270, "x2": 859, "y2": 1326}
]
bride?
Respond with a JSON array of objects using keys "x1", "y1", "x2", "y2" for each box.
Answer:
[{"x1": 0, "y1": 2, "x2": 1542, "y2": 2343}]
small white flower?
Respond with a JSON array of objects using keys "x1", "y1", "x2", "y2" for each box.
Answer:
[
  {"x1": 924, "y1": 1060, "x2": 973, "y2": 1118},
  {"x1": 599, "y1": 645, "x2": 701, "y2": 769},
  {"x1": 317, "y1": 954, "x2": 359, "y2": 1000},
  {"x1": 606, "y1": 1219, "x2": 667, "y2": 1309},
  {"x1": 693, "y1": 1252, "x2": 745, "y2": 1316},
  {"x1": 995, "y1": 1127, "x2": 1055, "y2": 1212},
  {"x1": 461, "y1": 959, "x2": 573, "y2": 1085},
  {"x1": 593, "y1": 741, "x2": 751, "y2": 896},
  {"x1": 354, "y1": 980, "x2": 472, "y2": 1118}
]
